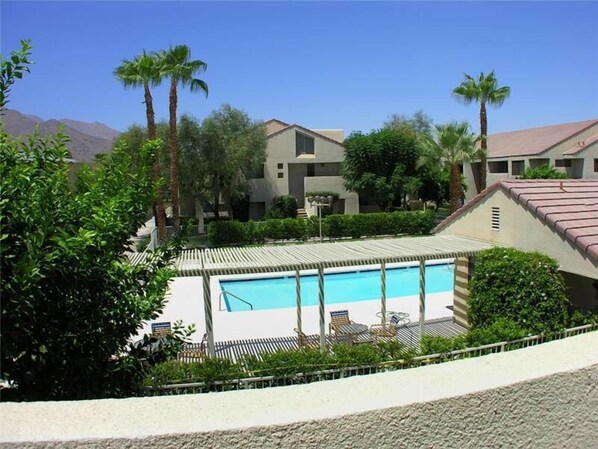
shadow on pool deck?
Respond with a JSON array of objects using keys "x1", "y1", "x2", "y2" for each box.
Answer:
[{"x1": 196, "y1": 317, "x2": 466, "y2": 363}]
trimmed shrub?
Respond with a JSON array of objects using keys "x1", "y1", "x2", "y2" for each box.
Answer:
[
  {"x1": 145, "y1": 358, "x2": 245, "y2": 386},
  {"x1": 206, "y1": 211, "x2": 435, "y2": 246},
  {"x1": 265, "y1": 195, "x2": 298, "y2": 219},
  {"x1": 420, "y1": 335, "x2": 466, "y2": 355},
  {"x1": 207, "y1": 220, "x2": 246, "y2": 246},
  {"x1": 263, "y1": 219, "x2": 285, "y2": 240},
  {"x1": 326, "y1": 214, "x2": 350, "y2": 238},
  {"x1": 244, "y1": 220, "x2": 265, "y2": 244},
  {"x1": 464, "y1": 318, "x2": 528, "y2": 346},
  {"x1": 468, "y1": 248, "x2": 570, "y2": 333}
]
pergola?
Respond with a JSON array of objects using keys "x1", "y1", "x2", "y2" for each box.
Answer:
[{"x1": 131, "y1": 235, "x2": 494, "y2": 356}]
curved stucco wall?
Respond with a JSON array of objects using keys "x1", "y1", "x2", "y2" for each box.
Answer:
[{"x1": 2, "y1": 332, "x2": 597, "y2": 448}]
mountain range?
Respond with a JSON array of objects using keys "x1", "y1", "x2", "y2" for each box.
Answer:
[{"x1": 1, "y1": 109, "x2": 121, "y2": 162}]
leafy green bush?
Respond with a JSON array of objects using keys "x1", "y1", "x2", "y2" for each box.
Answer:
[
  {"x1": 145, "y1": 357, "x2": 245, "y2": 386},
  {"x1": 207, "y1": 220, "x2": 246, "y2": 246},
  {"x1": 464, "y1": 319, "x2": 528, "y2": 346},
  {"x1": 568, "y1": 310, "x2": 598, "y2": 327},
  {"x1": 521, "y1": 165, "x2": 567, "y2": 179},
  {"x1": 468, "y1": 248, "x2": 570, "y2": 333},
  {"x1": 420, "y1": 335, "x2": 466, "y2": 355},
  {"x1": 244, "y1": 348, "x2": 336, "y2": 377},
  {"x1": 326, "y1": 214, "x2": 350, "y2": 238},
  {"x1": 265, "y1": 195, "x2": 298, "y2": 219},
  {"x1": 244, "y1": 220, "x2": 265, "y2": 244}
]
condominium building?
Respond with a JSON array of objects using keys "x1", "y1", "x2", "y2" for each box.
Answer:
[
  {"x1": 247, "y1": 119, "x2": 359, "y2": 219},
  {"x1": 463, "y1": 119, "x2": 598, "y2": 200}
]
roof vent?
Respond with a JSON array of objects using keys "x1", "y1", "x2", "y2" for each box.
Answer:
[{"x1": 491, "y1": 207, "x2": 500, "y2": 231}]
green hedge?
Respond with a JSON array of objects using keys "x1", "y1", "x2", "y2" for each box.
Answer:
[
  {"x1": 264, "y1": 195, "x2": 298, "y2": 219},
  {"x1": 468, "y1": 248, "x2": 570, "y2": 333},
  {"x1": 207, "y1": 210, "x2": 434, "y2": 246}
]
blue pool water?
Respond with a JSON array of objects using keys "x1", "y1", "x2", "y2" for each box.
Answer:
[{"x1": 220, "y1": 263, "x2": 454, "y2": 312}]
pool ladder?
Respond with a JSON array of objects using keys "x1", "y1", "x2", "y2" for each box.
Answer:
[{"x1": 219, "y1": 290, "x2": 254, "y2": 311}]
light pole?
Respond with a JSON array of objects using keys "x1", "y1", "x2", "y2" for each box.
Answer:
[{"x1": 307, "y1": 195, "x2": 334, "y2": 242}]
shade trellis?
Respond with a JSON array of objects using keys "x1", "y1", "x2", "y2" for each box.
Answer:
[{"x1": 129, "y1": 235, "x2": 494, "y2": 355}]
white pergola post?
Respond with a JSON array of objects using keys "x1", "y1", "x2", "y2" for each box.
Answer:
[
  {"x1": 318, "y1": 265, "x2": 326, "y2": 350},
  {"x1": 419, "y1": 259, "x2": 426, "y2": 340},
  {"x1": 380, "y1": 262, "x2": 387, "y2": 325},
  {"x1": 295, "y1": 269, "x2": 302, "y2": 334},
  {"x1": 202, "y1": 271, "x2": 215, "y2": 356}
]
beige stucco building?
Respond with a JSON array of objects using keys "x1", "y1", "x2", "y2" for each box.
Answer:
[
  {"x1": 464, "y1": 119, "x2": 598, "y2": 200},
  {"x1": 247, "y1": 119, "x2": 359, "y2": 219},
  {"x1": 435, "y1": 180, "x2": 598, "y2": 328}
]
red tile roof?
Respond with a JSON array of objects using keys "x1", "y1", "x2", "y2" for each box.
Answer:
[
  {"x1": 434, "y1": 180, "x2": 598, "y2": 265},
  {"x1": 485, "y1": 119, "x2": 597, "y2": 158}
]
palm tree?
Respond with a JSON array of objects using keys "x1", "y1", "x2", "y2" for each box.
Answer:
[
  {"x1": 452, "y1": 71, "x2": 510, "y2": 192},
  {"x1": 159, "y1": 45, "x2": 208, "y2": 231},
  {"x1": 419, "y1": 122, "x2": 481, "y2": 213},
  {"x1": 114, "y1": 51, "x2": 167, "y2": 241}
]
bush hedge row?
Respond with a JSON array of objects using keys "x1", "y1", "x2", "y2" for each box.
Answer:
[
  {"x1": 207, "y1": 210, "x2": 435, "y2": 247},
  {"x1": 468, "y1": 248, "x2": 570, "y2": 333}
]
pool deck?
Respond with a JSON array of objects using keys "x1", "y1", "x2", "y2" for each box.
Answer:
[
  {"x1": 138, "y1": 261, "x2": 458, "y2": 343},
  {"x1": 205, "y1": 317, "x2": 466, "y2": 363}
]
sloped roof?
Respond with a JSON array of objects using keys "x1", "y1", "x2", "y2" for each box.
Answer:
[
  {"x1": 266, "y1": 121, "x2": 346, "y2": 147},
  {"x1": 434, "y1": 180, "x2": 598, "y2": 264},
  {"x1": 563, "y1": 131, "x2": 598, "y2": 156},
  {"x1": 486, "y1": 119, "x2": 597, "y2": 158}
]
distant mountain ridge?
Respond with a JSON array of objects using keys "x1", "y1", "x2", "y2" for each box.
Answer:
[{"x1": 1, "y1": 109, "x2": 121, "y2": 162}]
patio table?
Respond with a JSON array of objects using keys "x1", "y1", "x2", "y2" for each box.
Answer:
[{"x1": 336, "y1": 323, "x2": 369, "y2": 344}]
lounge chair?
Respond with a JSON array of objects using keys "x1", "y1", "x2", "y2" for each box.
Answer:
[
  {"x1": 177, "y1": 333, "x2": 208, "y2": 363},
  {"x1": 370, "y1": 314, "x2": 403, "y2": 339},
  {"x1": 329, "y1": 310, "x2": 354, "y2": 335},
  {"x1": 329, "y1": 310, "x2": 369, "y2": 344},
  {"x1": 294, "y1": 328, "x2": 320, "y2": 349}
]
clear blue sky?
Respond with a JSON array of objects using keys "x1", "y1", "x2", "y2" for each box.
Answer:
[{"x1": 2, "y1": 1, "x2": 597, "y2": 135}]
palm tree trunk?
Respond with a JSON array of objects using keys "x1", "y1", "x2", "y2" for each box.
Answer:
[
  {"x1": 449, "y1": 163, "x2": 462, "y2": 213},
  {"x1": 144, "y1": 83, "x2": 167, "y2": 242},
  {"x1": 479, "y1": 101, "x2": 488, "y2": 192},
  {"x1": 168, "y1": 78, "x2": 180, "y2": 232}
]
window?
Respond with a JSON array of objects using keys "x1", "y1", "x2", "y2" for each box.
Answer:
[
  {"x1": 277, "y1": 163, "x2": 284, "y2": 169},
  {"x1": 554, "y1": 159, "x2": 571, "y2": 168},
  {"x1": 491, "y1": 207, "x2": 500, "y2": 231},
  {"x1": 296, "y1": 132, "x2": 315, "y2": 156},
  {"x1": 488, "y1": 161, "x2": 508, "y2": 173},
  {"x1": 594, "y1": 159, "x2": 598, "y2": 172},
  {"x1": 277, "y1": 172, "x2": 284, "y2": 179},
  {"x1": 307, "y1": 164, "x2": 315, "y2": 177},
  {"x1": 511, "y1": 160, "x2": 525, "y2": 176}
]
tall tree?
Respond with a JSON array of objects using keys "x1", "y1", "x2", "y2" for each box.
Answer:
[
  {"x1": 418, "y1": 122, "x2": 481, "y2": 213},
  {"x1": 383, "y1": 110, "x2": 434, "y2": 137},
  {"x1": 342, "y1": 127, "x2": 419, "y2": 210},
  {"x1": 199, "y1": 105, "x2": 267, "y2": 220},
  {"x1": 159, "y1": 45, "x2": 208, "y2": 232},
  {"x1": 0, "y1": 39, "x2": 33, "y2": 112},
  {"x1": 452, "y1": 71, "x2": 510, "y2": 192},
  {"x1": 114, "y1": 51, "x2": 168, "y2": 241}
]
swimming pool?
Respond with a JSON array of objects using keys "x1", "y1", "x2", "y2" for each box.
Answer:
[{"x1": 220, "y1": 263, "x2": 454, "y2": 312}]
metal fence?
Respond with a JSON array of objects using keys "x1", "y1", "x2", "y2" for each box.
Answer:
[{"x1": 143, "y1": 322, "x2": 598, "y2": 396}]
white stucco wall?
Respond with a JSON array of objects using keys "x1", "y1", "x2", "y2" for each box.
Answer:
[
  {"x1": 249, "y1": 126, "x2": 349, "y2": 211},
  {"x1": 438, "y1": 188, "x2": 598, "y2": 279},
  {"x1": 2, "y1": 332, "x2": 597, "y2": 448}
]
